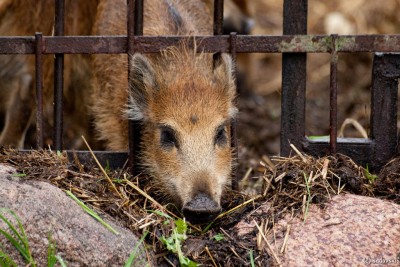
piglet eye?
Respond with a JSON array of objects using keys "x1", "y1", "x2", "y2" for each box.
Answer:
[
  {"x1": 215, "y1": 125, "x2": 227, "y2": 146},
  {"x1": 160, "y1": 126, "x2": 178, "y2": 149}
]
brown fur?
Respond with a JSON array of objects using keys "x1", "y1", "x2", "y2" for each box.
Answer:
[
  {"x1": 0, "y1": 0, "x2": 239, "y2": 215},
  {"x1": 92, "y1": 0, "x2": 237, "y2": 210},
  {"x1": 0, "y1": 0, "x2": 247, "y2": 149},
  {"x1": 0, "y1": 0, "x2": 99, "y2": 148}
]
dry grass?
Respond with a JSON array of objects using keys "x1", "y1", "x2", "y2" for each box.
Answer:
[{"x1": 1, "y1": 145, "x2": 392, "y2": 266}]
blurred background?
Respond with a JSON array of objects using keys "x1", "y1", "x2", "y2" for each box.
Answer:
[{"x1": 236, "y1": 0, "x2": 400, "y2": 173}]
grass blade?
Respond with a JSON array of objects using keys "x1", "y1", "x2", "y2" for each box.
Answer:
[
  {"x1": 0, "y1": 209, "x2": 34, "y2": 264},
  {"x1": 0, "y1": 228, "x2": 29, "y2": 260},
  {"x1": 47, "y1": 234, "x2": 57, "y2": 267},
  {"x1": 124, "y1": 231, "x2": 148, "y2": 267},
  {"x1": 0, "y1": 209, "x2": 24, "y2": 245},
  {"x1": 0, "y1": 251, "x2": 18, "y2": 267},
  {"x1": 66, "y1": 190, "x2": 119, "y2": 235},
  {"x1": 303, "y1": 172, "x2": 311, "y2": 221},
  {"x1": 56, "y1": 255, "x2": 67, "y2": 267},
  {"x1": 249, "y1": 249, "x2": 255, "y2": 267}
]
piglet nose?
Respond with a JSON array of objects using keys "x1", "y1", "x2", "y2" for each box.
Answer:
[{"x1": 182, "y1": 193, "x2": 221, "y2": 224}]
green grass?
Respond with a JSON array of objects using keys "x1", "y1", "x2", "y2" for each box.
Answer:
[
  {"x1": 0, "y1": 208, "x2": 65, "y2": 267},
  {"x1": 11, "y1": 172, "x2": 26, "y2": 178},
  {"x1": 66, "y1": 190, "x2": 119, "y2": 235},
  {"x1": 1, "y1": 208, "x2": 150, "y2": 266},
  {"x1": 0, "y1": 250, "x2": 18, "y2": 267},
  {"x1": 303, "y1": 172, "x2": 311, "y2": 221},
  {"x1": 212, "y1": 233, "x2": 224, "y2": 241},
  {"x1": 0, "y1": 208, "x2": 35, "y2": 266},
  {"x1": 124, "y1": 231, "x2": 149, "y2": 267},
  {"x1": 365, "y1": 164, "x2": 378, "y2": 184},
  {"x1": 249, "y1": 249, "x2": 255, "y2": 267}
]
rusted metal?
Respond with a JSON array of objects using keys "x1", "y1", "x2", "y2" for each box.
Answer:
[
  {"x1": 134, "y1": 0, "x2": 144, "y2": 35},
  {"x1": 303, "y1": 54, "x2": 400, "y2": 171},
  {"x1": 127, "y1": 0, "x2": 144, "y2": 175},
  {"x1": 329, "y1": 35, "x2": 338, "y2": 154},
  {"x1": 3, "y1": 35, "x2": 400, "y2": 55},
  {"x1": 229, "y1": 32, "x2": 239, "y2": 190},
  {"x1": 65, "y1": 151, "x2": 129, "y2": 170},
  {"x1": 304, "y1": 138, "x2": 373, "y2": 166},
  {"x1": 53, "y1": 0, "x2": 65, "y2": 151},
  {"x1": 35, "y1": 33, "x2": 44, "y2": 149},
  {"x1": 213, "y1": 0, "x2": 224, "y2": 36},
  {"x1": 370, "y1": 53, "x2": 400, "y2": 170},
  {"x1": 212, "y1": 0, "x2": 224, "y2": 65},
  {"x1": 281, "y1": 0, "x2": 308, "y2": 156}
]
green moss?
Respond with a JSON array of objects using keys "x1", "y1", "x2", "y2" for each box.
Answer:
[
  {"x1": 280, "y1": 35, "x2": 331, "y2": 52},
  {"x1": 335, "y1": 36, "x2": 356, "y2": 51}
]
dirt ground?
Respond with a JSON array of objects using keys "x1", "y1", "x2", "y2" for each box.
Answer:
[{"x1": 1, "y1": 146, "x2": 398, "y2": 266}]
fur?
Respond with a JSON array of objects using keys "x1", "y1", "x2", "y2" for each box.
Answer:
[{"x1": 91, "y1": 0, "x2": 237, "y2": 211}]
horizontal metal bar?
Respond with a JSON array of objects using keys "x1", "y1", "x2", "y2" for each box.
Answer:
[
  {"x1": 66, "y1": 151, "x2": 128, "y2": 170},
  {"x1": 304, "y1": 139, "x2": 373, "y2": 168},
  {"x1": 2, "y1": 34, "x2": 400, "y2": 54},
  {"x1": 307, "y1": 137, "x2": 371, "y2": 144},
  {"x1": 17, "y1": 150, "x2": 129, "y2": 170},
  {"x1": 0, "y1": 37, "x2": 35, "y2": 53}
]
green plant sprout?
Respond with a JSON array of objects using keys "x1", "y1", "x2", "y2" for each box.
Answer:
[{"x1": 160, "y1": 218, "x2": 197, "y2": 267}]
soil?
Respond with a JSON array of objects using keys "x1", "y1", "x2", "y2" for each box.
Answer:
[
  {"x1": 2, "y1": 1, "x2": 400, "y2": 266},
  {"x1": 1, "y1": 146, "x2": 398, "y2": 266}
]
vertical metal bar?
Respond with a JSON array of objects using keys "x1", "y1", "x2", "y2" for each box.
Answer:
[
  {"x1": 53, "y1": 0, "x2": 65, "y2": 151},
  {"x1": 134, "y1": 0, "x2": 144, "y2": 35},
  {"x1": 329, "y1": 35, "x2": 338, "y2": 154},
  {"x1": 213, "y1": 0, "x2": 237, "y2": 188},
  {"x1": 213, "y1": 0, "x2": 224, "y2": 64},
  {"x1": 35, "y1": 33, "x2": 44, "y2": 149},
  {"x1": 281, "y1": 0, "x2": 308, "y2": 156},
  {"x1": 370, "y1": 54, "x2": 399, "y2": 170},
  {"x1": 128, "y1": 0, "x2": 143, "y2": 174},
  {"x1": 213, "y1": 0, "x2": 224, "y2": 35},
  {"x1": 229, "y1": 32, "x2": 239, "y2": 190}
]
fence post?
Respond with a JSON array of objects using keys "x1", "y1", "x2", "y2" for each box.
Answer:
[
  {"x1": 53, "y1": 0, "x2": 65, "y2": 151},
  {"x1": 370, "y1": 53, "x2": 399, "y2": 170},
  {"x1": 281, "y1": 0, "x2": 308, "y2": 156},
  {"x1": 127, "y1": 0, "x2": 143, "y2": 175}
]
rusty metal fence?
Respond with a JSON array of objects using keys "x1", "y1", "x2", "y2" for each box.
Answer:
[{"x1": 1, "y1": 0, "x2": 399, "y2": 174}]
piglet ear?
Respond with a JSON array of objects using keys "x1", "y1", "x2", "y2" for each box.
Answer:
[
  {"x1": 127, "y1": 53, "x2": 157, "y2": 121},
  {"x1": 213, "y1": 53, "x2": 238, "y2": 117}
]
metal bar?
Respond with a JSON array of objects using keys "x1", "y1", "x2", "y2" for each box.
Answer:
[
  {"x1": 66, "y1": 150, "x2": 129, "y2": 170},
  {"x1": 370, "y1": 54, "x2": 400, "y2": 170},
  {"x1": 213, "y1": 0, "x2": 224, "y2": 36},
  {"x1": 304, "y1": 138, "x2": 373, "y2": 167},
  {"x1": 229, "y1": 32, "x2": 239, "y2": 190},
  {"x1": 18, "y1": 149, "x2": 129, "y2": 170},
  {"x1": 281, "y1": 0, "x2": 308, "y2": 156},
  {"x1": 329, "y1": 35, "x2": 338, "y2": 154},
  {"x1": 127, "y1": 0, "x2": 144, "y2": 175},
  {"x1": 4, "y1": 35, "x2": 400, "y2": 54},
  {"x1": 213, "y1": 0, "x2": 224, "y2": 64},
  {"x1": 127, "y1": 0, "x2": 135, "y2": 44},
  {"x1": 35, "y1": 33, "x2": 44, "y2": 149},
  {"x1": 134, "y1": 0, "x2": 144, "y2": 35},
  {"x1": 53, "y1": 0, "x2": 65, "y2": 151}
]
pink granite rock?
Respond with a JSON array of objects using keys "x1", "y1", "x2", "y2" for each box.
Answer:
[
  {"x1": 265, "y1": 194, "x2": 400, "y2": 266},
  {"x1": 0, "y1": 164, "x2": 150, "y2": 267}
]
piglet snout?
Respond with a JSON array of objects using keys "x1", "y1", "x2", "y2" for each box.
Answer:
[{"x1": 182, "y1": 193, "x2": 221, "y2": 224}]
